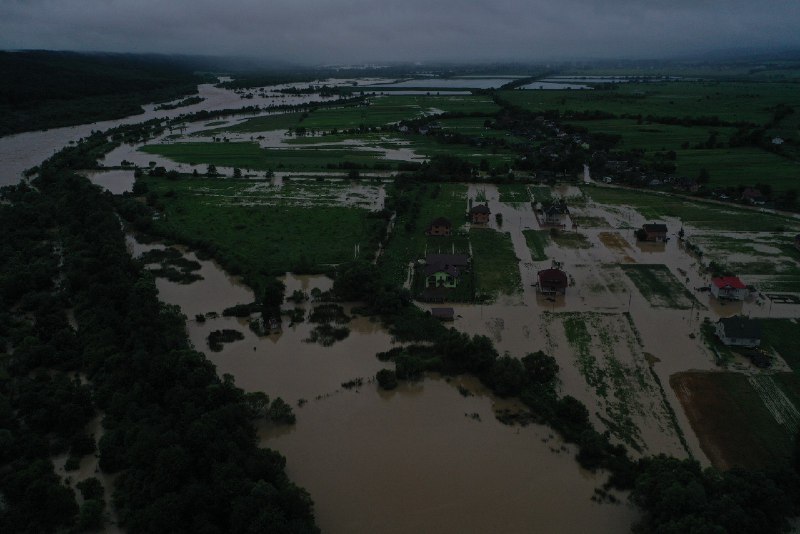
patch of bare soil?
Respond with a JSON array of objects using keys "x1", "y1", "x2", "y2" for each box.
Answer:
[
  {"x1": 671, "y1": 371, "x2": 797, "y2": 470},
  {"x1": 598, "y1": 231, "x2": 635, "y2": 263}
]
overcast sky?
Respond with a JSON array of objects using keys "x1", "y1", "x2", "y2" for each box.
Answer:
[{"x1": 1, "y1": 0, "x2": 799, "y2": 63}]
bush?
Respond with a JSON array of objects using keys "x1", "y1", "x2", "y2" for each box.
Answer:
[{"x1": 376, "y1": 369, "x2": 398, "y2": 390}]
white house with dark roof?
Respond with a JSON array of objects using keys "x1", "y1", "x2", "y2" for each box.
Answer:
[{"x1": 716, "y1": 316, "x2": 761, "y2": 348}]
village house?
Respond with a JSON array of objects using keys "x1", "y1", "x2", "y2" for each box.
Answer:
[
  {"x1": 539, "y1": 200, "x2": 569, "y2": 226},
  {"x1": 537, "y1": 268, "x2": 568, "y2": 295},
  {"x1": 715, "y1": 316, "x2": 761, "y2": 348},
  {"x1": 469, "y1": 204, "x2": 491, "y2": 224},
  {"x1": 424, "y1": 253, "x2": 469, "y2": 288},
  {"x1": 637, "y1": 223, "x2": 668, "y2": 242},
  {"x1": 710, "y1": 276, "x2": 748, "y2": 300},
  {"x1": 425, "y1": 217, "x2": 452, "y2": 236}
]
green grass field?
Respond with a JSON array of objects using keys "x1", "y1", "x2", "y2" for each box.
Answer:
[
  {"x1": 140, "y1": 141, "x2": 402, "y2": 171},
  {"x1": 761, "y1": 319, "x2": 800, "y2": 373},
  {"x1": 138, "y1": 176, "x2": 386, "y2": 292},
  {"x1": 501, "y1": 82, "x2": 800, "y2": 125},
  {"x1": 523, "y1": 229, "x2": 549, "y2": 261},
  {"x1": 470, "y1": 227, "x2": 522, "y2": 297}
]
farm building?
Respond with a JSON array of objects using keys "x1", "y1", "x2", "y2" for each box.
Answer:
[
  {"x1": 537, "y1": 268, "x2": 568, "y2": 295},
  {"x1": 638, "y1": 223, "x2": 668, "y2": 242},
  {"x1": 710, "y1": 276, "x2": 748, "y2": 300},
  {"x1": 425, "y1": 217, "x2": 452, "y2": 236},
  {"x1": 715, "y1": 316, "x2": 761, "y2": 348},
  {"x1": 469, "y1": 204, "x2": 491, "y2": 224}
]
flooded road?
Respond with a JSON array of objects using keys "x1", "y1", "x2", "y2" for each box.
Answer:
[{"x1": 128, "y1": 236, "x2": 638, "y2": 533}]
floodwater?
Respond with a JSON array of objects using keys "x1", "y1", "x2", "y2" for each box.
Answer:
[
  {"x1": 370, "y1": 78, "x2": 521, "y2": 89},
  {"x1": 127, "y1": 235, "x2": 638, "y2": 533},
  {"x1": 0, "y1": 78, "x2": 371, "y2": 186},
  {"x1": 79, "y1": 169, "x2": 136, "y2": 195},
  {"x1": 518, "y1": 82, "x2": 593, "y2": 90}
]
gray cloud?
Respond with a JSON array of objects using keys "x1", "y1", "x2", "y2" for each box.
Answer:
[{"x1": 1, "y1": 0, "x2": 798, "y2": 63}]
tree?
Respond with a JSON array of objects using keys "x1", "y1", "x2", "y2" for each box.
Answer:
[
  {"x1": 376, "y1": 369, "x2": 397, "y2": 390},
  {"x1": 233, "y1": 167, "x2": 242, "y2": 178},
  {"x1": 206, "y1": 164, "x2": 217, "y2": 176}
]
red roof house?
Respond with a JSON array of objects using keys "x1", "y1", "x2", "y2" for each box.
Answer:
[
  {"x1": 710, "y1": 276, "x2": 747, "y2": 300},
  {"x1": 537, "y1": 268, "x2": 568, "y2": 295}
]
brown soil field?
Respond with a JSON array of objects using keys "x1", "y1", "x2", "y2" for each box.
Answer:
[
  {"x1": 598, "y1": 231, "x2": 635, "y2": 263},
  {"x1": 671, "y1": 371, "x2": 798, "y2": 470}
]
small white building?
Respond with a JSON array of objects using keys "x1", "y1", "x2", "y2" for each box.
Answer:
[
  {"x1": 715, "y1": 316, "x2": 761, "y2": 348},
  {"x1": 710, "y1": 276, "x2": 747, "y2": 300}
]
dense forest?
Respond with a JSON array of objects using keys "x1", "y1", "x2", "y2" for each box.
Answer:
[
  {"x1": 0, "y1": 136, "x2": 318, "y2": 532},
  {"x1": 0, "y1": 51, "x2": 205, "y2": 136}
]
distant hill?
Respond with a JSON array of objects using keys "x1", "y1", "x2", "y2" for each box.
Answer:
[{"x1": 0, "y1": 50, "x2": 206, "y2": 136}]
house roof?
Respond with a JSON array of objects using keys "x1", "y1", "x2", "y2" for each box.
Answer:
[
  {"x1": 426, "y1": 253, "x2": 469, "y2": 267},
  {"x1": 428, "y1": 217, "x2": 452, "y2": 228},
  {"x1": 712, "y1": 276, "x2": 746, "y2": 289},
  {"x1": 470, "y1": 204, "x2": 491, "y2": 214},
  {"x1": 425, "y1": 263, "x2": 460, "y2": 277},
  {"x1": 538, "y1": 268, "x2": 568, "y2": 286},
  {"x1": 643, "y1": 223, "x2": 668, "y2": 233},
  {"x1": 718, "y1": 316, "x2": 761, "y2": 340}
]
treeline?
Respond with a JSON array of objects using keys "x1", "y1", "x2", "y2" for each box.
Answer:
[
  {"x1": 0, "y1": 140, "x2": 319, "y2": 531},
  {"x1": 0, "y1": 51, "x2": 207, "y2": 136}
]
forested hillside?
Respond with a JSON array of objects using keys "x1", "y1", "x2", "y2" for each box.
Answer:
[{"x1": 0, "y1": 51, "x2": 203, "y2": 136}]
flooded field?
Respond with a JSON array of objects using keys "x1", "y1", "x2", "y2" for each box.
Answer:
[{"x1": 128, "y1": 236, "x2": 638, "y2": 533}]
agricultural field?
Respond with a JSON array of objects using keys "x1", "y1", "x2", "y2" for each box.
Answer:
[
  {"x1": 523, "y1": 229, "x2": 549, "y2": 261},
  {"x1": 504, "y1": 81, "x2": 800, "y2": 193},
  {"x1": 621, "y1": 264, "x2": 699, "y2": 309},
  {"x1": 140, "y1": 141, "x2": 400, "y2": 172},
  {"x1": 585, "y1": 186, "x2": 800, "y2": 232},
  {"x1": 501, "y1": 81, "x2": 800, "y2": 125},
  {"x1": 469, "y1": 227, "x2": 522, "y2": 297},
  {"x1": 136, "y1": 175, "x2": 387, "y2": 290},
  {"x1": 760, "y1": 319, "x2": 800, "y2": 372},
  {"x1": 672, "y1": 371, "x2": 800, "y2": 470},
  {"x1": 544, "y1": 312, "x2": 687, "y2": 454}
]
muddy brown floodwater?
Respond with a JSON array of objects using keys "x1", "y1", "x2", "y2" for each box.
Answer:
[{"x1": 128, "y1": 236, "x2": 638, "y2": 533}]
